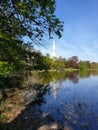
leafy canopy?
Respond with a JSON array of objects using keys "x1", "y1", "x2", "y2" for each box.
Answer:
[
  {"x1": 0, "y1": 0, "x2": 63, "y2": 43},
  {"x1": 0, "y1": 0, "x2": 63, "y2": 64}
]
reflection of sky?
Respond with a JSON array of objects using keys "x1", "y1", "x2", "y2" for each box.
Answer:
[
  {"x1": 41, "y1": 74, "x2": 98, "y2": 129},
  {"x1": 57, "y1": 76, "x2": 98, "y2": 104},
  {"x1": 44, "y1": 75, "x2": 98, "y2": 105}
]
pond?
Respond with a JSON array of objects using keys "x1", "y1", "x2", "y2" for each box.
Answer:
[{"x1": 0, "y1": 70, "x2": 98, "y2": 130}]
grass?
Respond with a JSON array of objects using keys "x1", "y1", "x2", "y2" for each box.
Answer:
[{"x1": 0, "y1": 100, "x2": 7, "y2": 130}]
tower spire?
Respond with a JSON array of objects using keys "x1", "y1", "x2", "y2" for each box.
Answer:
[{"x1": 52, "y1": 40, "x2": 56, "y2": 59}]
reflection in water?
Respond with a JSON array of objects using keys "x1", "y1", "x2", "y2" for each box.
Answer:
[
  {"x1": 68, "y1": 71, "x2": 79, "y2": 83},
  {"x1": 52, "y1": 78, "x2": 56, "y2": 100},
  {"x1": 1, "y1": 70, "x2": 98, "y2": 129}
]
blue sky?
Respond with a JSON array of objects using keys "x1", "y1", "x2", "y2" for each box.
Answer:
[{"x1": 35, "y1": 0, "x2": 98, "y2": 62}]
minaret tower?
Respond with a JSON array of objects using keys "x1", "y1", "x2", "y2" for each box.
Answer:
[{"x1": 52, "y1": 41, "x2": 56, "y2": 59}]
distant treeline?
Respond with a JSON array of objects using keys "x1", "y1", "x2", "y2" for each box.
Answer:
[{"x1": 0, "y1": 49, "x2": 98, "y2": 75}]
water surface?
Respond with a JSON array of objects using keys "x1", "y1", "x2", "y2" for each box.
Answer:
[{"x1": 0, "y1": 70, "x2": 98, "y2": 130}]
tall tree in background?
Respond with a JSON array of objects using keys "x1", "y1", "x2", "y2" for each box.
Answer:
[
  {"x1": 0, "y1": 0, "x2": 63, "y2": 64},
  {"x1": 67, "y1": 56, "x2": 79, "y2": 69}
]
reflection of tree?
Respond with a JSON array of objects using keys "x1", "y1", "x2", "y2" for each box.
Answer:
[
  {"x1": 78, "y1": 70, "x2": 98, "y2": 78},
  {"x1": 68, "y1": 72, "x2": 79, "y2": 83},
  {"x1": 52, "y1": 78, "x2": 56, "y2": 100}
]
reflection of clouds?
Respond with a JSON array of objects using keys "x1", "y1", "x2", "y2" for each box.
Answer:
[{"x1": 53, "y1": 78, "x2": 56, "y2": 100}]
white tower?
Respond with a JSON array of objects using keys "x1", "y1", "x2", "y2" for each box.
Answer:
[{"x1": 52, "y1": 41, "x2": 56, "y2": 58}]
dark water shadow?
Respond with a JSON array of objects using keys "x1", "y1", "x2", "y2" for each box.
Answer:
[{"x1": 0, "y1": 83, "x2": 52, "y2": 130}]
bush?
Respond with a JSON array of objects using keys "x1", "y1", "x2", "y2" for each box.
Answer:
[{"x1": 0, "y1": 61, "x2": 15, "y2": 75}]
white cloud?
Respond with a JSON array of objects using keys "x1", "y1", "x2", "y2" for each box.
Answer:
[
  {"x1": 55, "y1": 38, "x2": 80, "y2": 58},
  {"x1": 57, "y1": 39, "x2": 98, "y2": 62},
  {"x1": 93, "y1": 42, "x2": 98, "y2": 48},
  {"x1": 80, "y1": 46, "x2": 98, "y2": 62}
]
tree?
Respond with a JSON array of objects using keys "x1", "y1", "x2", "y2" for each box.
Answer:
[
  {"x1": 67, "y1": 56, "x2": 79, "y2": 69},
  {"x1": 0, "y1": 0, "x2": 63, "y2": 65},
  {"x1": 57, "y1": 56, "x2": 67, "y2": 69},
  {"x1": 78, "y1": 60, "x2": 90, "y2": 70},
  {"x1": 46, "y1": 53, "x2": 50, "y2": 58},
  {"x1": 29, "y1": 50, "x2": 51, "y2": 71},
  {"x1": 90, "y1": 62, "x2": 97, "y2": 69},
  {"x1": 78, "y1": 61, "x2": 87, "y2": 70}
]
